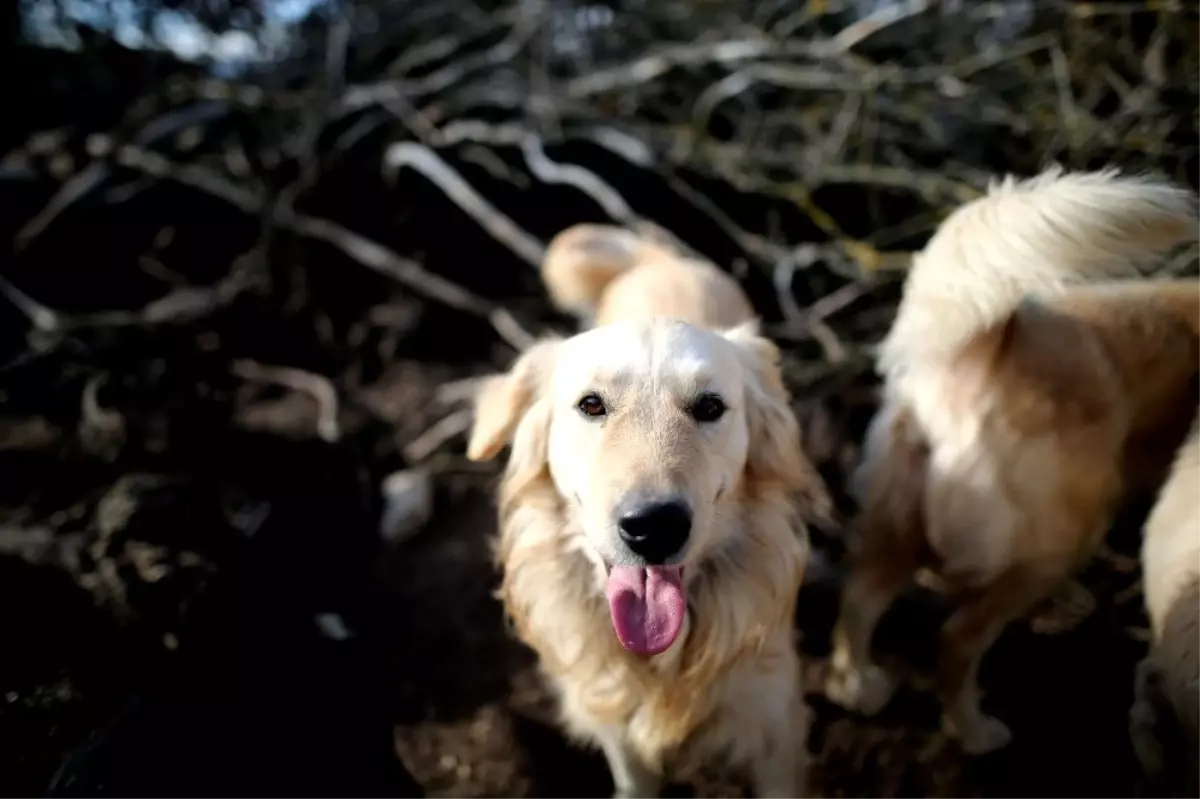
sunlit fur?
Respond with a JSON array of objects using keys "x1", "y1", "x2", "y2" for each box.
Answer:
[
  {"x1": 1130, "y1": 411, "x2": 1200, "y2": 797},
  {"x1": 826, "y1": 167, "x2": 1199, "y2": 755},
  {"x1": 468, "y1": 224, "x2": 827, "y2": 797}
]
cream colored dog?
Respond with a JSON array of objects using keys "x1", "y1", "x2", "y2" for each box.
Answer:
[
  {"x1": 467, "y1": 223, "x2": 827, "y2": 797},
  {"x1": 1130, "y1": 410, "x2": 1199, "y2": 797},
  {"x1": 823, "y1": 167, "x2": 1199, "y2": 754}
]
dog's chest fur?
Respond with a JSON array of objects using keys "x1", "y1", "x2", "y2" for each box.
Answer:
[
  {"x1": 547, "y1": 606, "x2": 800, "y2": 776},
  {"x1": 498, "y1": 498, "x2": 804, "y2": 778}
]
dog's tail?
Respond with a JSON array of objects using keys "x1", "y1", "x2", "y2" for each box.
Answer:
[
  {"x1": 540, "y1": 223, "x2": 665, "y2": 318},
  {"x1": 878, "y1": 166, "x2": 1198, "y2": 376},
  {"x1": 1139, "y1": 407, "x2": 1200, "y2": 772}
]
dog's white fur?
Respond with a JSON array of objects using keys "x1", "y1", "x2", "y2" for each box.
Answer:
[
  {"x1": 1130, "y1": 411, "x2": 1200, "y2": 796},
  {"x1": 825, "y1": 167, "x2": 1199, "y2": 754},
  {"x1": 468, "y1": 224, "x2": 825, "y2": 797}
]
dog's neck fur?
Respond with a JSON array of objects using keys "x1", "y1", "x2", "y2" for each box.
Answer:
[{"x1": 495, "y1": 459, "x2": 806, "y2": 761}]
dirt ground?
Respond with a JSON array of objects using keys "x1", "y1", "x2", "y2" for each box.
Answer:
[{"x1": 0, "y1": 341, "x2": 1159, "y2": 798}]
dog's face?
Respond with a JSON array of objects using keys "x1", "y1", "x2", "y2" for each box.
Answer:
[
  {"x1": 545, "y1": 319, "x2": 752, "y2": 568},
  {"x1": 468, "y1": 318, "x2": 811, "y2": 655}
]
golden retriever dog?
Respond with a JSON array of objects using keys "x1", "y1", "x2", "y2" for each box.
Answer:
[
  {"x1": 1129, "y1": 410, "x2": 1199, "y2": 797},
  {"x1": 466, "y1": 223, "x2": 828, "y2": 797},
  {"x1": 823, "y1": 167, "x2": 1199, "y2": 755}
]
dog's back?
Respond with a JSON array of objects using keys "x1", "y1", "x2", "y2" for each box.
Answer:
[
  {"x1": 879, "y1": 167, "x2": 1198, "y2": 383},
  {"x1": 1045, "y1": 281, "x2": 1200, "y2": 493},
  {"x1": 878, "y1": 169, "x2": 1199, "y2": 573},
  {"x1": 541, "y1": 223, "x2": 754, "y2": 330},
  {"x1": 1133, "y1": 413, "x2": 1200, "y2": 796}
]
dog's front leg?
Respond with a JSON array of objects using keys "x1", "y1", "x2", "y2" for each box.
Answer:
[
  {"x1": 749, "y1": 681, "x2": 811, "y2": 798},
  {"x1": 595, "y1": 726, "x2": 660, "y2": 799}
]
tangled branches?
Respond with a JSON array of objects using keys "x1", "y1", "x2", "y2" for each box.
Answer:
[
  {"x1": 2, "y1": 0, "x2": 1198, "y2": 414},
  {"x1": 9, "y1": 0, "x2": 1200, "y2": 359}
]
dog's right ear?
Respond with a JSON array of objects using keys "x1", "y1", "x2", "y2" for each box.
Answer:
[
  {"x1": 466, "y1": 338, "x2": 561, "y2": 462},
  {"x1": 722, "y1": 321, "x2": 834, "y2": 526}
]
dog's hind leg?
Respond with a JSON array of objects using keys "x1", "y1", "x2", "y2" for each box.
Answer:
[
  {"x1": 825, "y1": 553, "x2": 914, "y2": 716},
  {"x1": 826, "y1": 496, "x2": 926, "y2": 716},
  {"x1": 938, "y1": 557, "x2": 1074, "y2": 755},
  {"x1": 595, "y1": 726, "x2": 660, "y2": 799},
  {"x1": 827, "y1": 400, "x2": 928, "y2": 716}
]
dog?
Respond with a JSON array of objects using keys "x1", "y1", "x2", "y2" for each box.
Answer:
[
  {"x1": 466, "y1": 223, "x2": 828, "y2": 797},
  {"x1": 823, "y1": 167, "x2": 1199, "y2": 754},
  {"x1": 1129, "y1": 409, "x2": 1199, "y2": 797}
]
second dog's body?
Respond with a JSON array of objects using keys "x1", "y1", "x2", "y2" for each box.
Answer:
[{"x1": 825, "y1": 168, "x2": 1199, "y2": 754}]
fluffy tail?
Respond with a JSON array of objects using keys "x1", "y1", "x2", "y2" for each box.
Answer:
[
  {"x1": 878, "y1": 166, "x2": 1198, "y2": 377},
  {"x1": 540, "y1": 223, "x2": 663, "y2": 317}
]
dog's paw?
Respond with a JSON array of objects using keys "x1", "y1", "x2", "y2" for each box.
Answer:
[
  {"x1": 611, "y1": 778, "x2": 661, "y2": 799},
  {"x1": 1130, "y1": 658, "x2": 1177, "y2": 787},
  {"x1": 1029, "y1": 578, "x2": 1096, "y2": 635},
  {"x1": 825, "y1": 663, "x2": 897, "y2": 716},
  {"x1": 952, "y1": 714, "x2": 1013, "y2": 755},
  {"x1": 1129, "y1": 697, "x2": 1167, "y2": 781}
]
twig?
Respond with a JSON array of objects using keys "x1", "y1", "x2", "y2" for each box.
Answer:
[
  {"x1": 798, "y1": 281, "x2": 872, "y2": 330},
  {"x1": 566, "y1": 38, "x2": 812, "y2": 98},
  {"x1": 433, "y1": 375, "x2": 491, "y2": 405},
  {"x1": 403, "y1": 408, "x2": 474, "y2": 462},
  {"x1": 230, "y1": 359, "x2": 341, "y2": 443},
  {"x1": 384, "y1": 141, "x2": 546, "y2": 267},
  {"x1": 519, "y1": 135, "x2": 637, "y2": 224},
  {"x1": 822, "y1": 0, "x2": 933, "y2": 56},
  {"x1": 438, "y1": 119, "x2": 639, "y2": 223},
  {"x1": 12, "y1": 102, "x2": 232, "y2": 250},
  {"x1": 0, "y1": 250, "x2": 256, "y2": 338},
  {"x1": 0, "y1": 273, "x2": 59, "y2": 332},
  {"x1": 117, "y1": 145, "x2": 537, "y2": 351},
  {"x1": 340, "y1": 13, "x2": 539, "y2": 112},
  {"x1": 578, "y1": 125, "x2": 786, "y2": 264}
]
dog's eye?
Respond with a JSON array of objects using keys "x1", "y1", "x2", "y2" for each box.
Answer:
[
  {"x1": 691, "y1": 393, "x2": 727, "y2": 423},
  {"x1": 577, "y1": 393, "x2": 607, "y2": 418}
]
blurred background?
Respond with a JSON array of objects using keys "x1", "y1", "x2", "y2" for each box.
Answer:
[{"x1": 0, "y1": 0, "x2": 1197, "y2": 796}]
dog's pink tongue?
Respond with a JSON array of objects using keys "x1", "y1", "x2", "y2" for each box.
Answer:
[{"x1": 605, "y1": 565, "x2": 685, "y2": 656}]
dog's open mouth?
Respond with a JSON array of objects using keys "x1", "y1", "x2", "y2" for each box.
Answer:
[{"x1": 604, "y1": 564, "x2": 686, "y2": 656}]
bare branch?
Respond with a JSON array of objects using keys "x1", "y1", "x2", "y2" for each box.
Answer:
[
  {"x1": 438, "y1": 120, "x2": 639, "y2": 224},
  {"x1": 384, "y1": 141, "x2": 547, "y2": 268},
  {"x1": 231, "y1": 359, "x2": 341, "y2": 443},
  {"x1": 117, "y1": 146, "x2": 538, "y2": 351},
  {"x1": 12, "y1": 102, "x2": 232, "y2": 250}
]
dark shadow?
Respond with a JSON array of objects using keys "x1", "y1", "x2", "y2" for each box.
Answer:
[
  {"x1": 0, "y1": 557, "x2": 131, "y2": 797},
  {"x1": 509, "y1": 711, "x2": 612, "y2": 799},
  {"x1": 359, "y1": 484, "x2": 520, "y2": 725}
]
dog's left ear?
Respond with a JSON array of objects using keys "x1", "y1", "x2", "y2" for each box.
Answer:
[
  {"x1": 723, "y1": 321, "x2": 834, "y2": 522},
  {"x1": 466, "y1": 338, "x2": 560, "y2": 462}
]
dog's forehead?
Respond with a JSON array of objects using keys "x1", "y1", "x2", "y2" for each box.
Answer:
[{"x1": 556, "y1": 319, "x2": 740, "y2": 392}]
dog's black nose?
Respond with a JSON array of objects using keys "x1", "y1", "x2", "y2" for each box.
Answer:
[{"x1": 617, "y1": 500, "x2": 692, "y2": 564}]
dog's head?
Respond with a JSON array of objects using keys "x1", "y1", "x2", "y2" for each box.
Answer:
[{"x1": 467, "y1": 318, "x2": 811, "y2": 656}]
